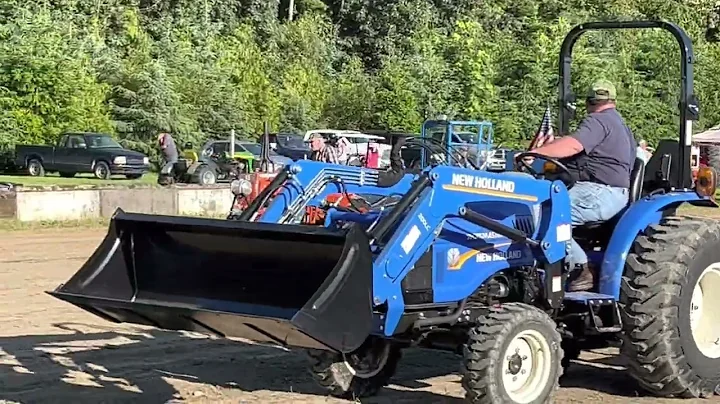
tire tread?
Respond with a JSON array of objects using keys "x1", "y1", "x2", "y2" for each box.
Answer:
[{"x1": 620, "y1": 215, "x2": 720, "y2": 398}]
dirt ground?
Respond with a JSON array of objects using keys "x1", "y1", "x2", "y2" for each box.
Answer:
[{"x1": 1, "y1": 228, "x2": 718, "y2": 404}]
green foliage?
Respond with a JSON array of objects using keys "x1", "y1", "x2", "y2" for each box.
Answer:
[{"x1": 1, "y1": 0, "x2": 720, "y2": 155}]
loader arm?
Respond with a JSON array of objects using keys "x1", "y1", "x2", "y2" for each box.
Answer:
[{"x1": 253, "y1": 161, "x2": 416, "y2": 223}]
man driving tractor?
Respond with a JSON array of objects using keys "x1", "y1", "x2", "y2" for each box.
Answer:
[{"x1": 529, "y1": 79, "x2": 637, "y2": 291}]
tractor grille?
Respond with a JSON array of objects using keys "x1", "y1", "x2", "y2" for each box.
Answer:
[{"x1": 513, "y1": 216, "x2": 535, "y2": 236}]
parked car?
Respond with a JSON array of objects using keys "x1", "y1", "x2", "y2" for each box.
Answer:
[
  {"x1": 272, "y1": 133, "x2": 311, "y2": 161},
  {"x1": 486, "y1": 148, "x2": 511, "y2": 171},
  {"x1": 14, "y1": 132, "x2": 150, "y2": 179}
]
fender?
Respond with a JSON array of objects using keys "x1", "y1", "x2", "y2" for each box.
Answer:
[{"x1": 599, "y1": 192, "x2": 716, "y2": 298}]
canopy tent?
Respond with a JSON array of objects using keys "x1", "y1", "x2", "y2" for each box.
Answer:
[{"x1": 693, "y1": 126, "x2": 720, "y2": 144}]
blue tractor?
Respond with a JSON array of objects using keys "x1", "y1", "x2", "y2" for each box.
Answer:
[
  {"x1": 49, "y1": 21, "x2": 719, "y2": 403},
  {"x1": 419, "y1": 119, "x2": 495, "y2": 169}
]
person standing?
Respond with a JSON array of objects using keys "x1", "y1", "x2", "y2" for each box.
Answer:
[
  {"x1": 309, "y1": 133, "x2": 340, "y2": 164},
  {"x1": 636, "y1": 139, "x2": 652, "y2": 164},
  {"x1": 157, "y1": 132, "x2": 179, "y2": 173}
]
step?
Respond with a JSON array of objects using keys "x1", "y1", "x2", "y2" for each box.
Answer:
[{"x1": 564, "y1": 291, "x2": 615, "y2": 304}]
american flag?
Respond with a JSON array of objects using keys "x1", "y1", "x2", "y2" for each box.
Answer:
[{"x1": 528, "y1": 105, "x2": 555, "y2": 150}]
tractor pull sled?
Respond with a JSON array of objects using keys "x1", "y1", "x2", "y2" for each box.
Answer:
[{"x1": 50, "y1": 21, "x2": 720, "y2": 403}]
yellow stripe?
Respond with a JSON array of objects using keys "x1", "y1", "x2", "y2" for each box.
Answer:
[
  {"x1": 441, "y1": 184, "x2": 538, "y2": 202},
  {"x1": 448, "y1": 242, "x2": 513, "y2": 270}
]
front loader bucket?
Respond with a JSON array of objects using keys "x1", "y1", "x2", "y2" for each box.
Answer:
[{"x1": 48, "y1": 209, "x2": 374, "y2": 353}]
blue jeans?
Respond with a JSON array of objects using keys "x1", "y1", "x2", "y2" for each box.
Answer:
[{"x1": 568, "y1": 181, "x2": 629, "y2": 268}]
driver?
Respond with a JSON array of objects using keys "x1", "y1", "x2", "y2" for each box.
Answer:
[{"x1": 528, "y1": 79, "x2": 637, "y2": 292}]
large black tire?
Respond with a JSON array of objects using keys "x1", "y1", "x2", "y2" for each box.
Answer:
[
  {"x1": 307, "y1": 337, "x2": 401, "y2": 399},
  {"x1": 462, "y1": 303, "x2": 563, "y2": 404},
  {"x1": 620, "y1": 215, "x2": 720, "y2": 398},
  {"x1": 195, "y1": 166, "x2": 217, "y2": 185},
  {"x1": 27, "y1": 158, "x2": 44, "y2": 177},
  {"x1": 706, "y1": 145, "x2": 720, "y2": 173}
]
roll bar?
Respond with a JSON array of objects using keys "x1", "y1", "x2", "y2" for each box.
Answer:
[{"x1": 558, "y1": 21, "x2": 700, "y2": 189}]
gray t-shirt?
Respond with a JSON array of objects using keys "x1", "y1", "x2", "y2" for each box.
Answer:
[
  {"x1": 570, "y1": 108, "x2": 637, "y2": 188},
  {"x1": 162, "y1": 134, "x2": 179, "y2": 162}
]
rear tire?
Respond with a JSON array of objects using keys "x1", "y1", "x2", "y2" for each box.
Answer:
[
  {"x1": 620, "y1": 215, "x2": 720, "y2": 398},
  {"x1": 462, "y1": 302, "x2": 563, "y2": 404},
  {"x1": 307, "y1": 337, "x2": 401, "y2": 399},
  {"x1": 196, "y1": 166, "x2": 217, "y2": 185},
  {"x1": 27, "y1": 159, "x2": 44, "y2": 177}
]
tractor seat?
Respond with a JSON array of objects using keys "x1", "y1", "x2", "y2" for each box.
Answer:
[{"x1": 573, "y1": 157, "x2": 646, "y2": 233}]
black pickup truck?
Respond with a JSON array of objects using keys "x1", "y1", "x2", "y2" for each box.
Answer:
[{"x1": 15, "y1": 132, "x2": 150, "y2": 179}]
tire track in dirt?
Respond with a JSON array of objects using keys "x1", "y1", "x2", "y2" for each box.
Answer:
[{"x1": 0, "y1": 228, "x2": 718, "y2": 403}]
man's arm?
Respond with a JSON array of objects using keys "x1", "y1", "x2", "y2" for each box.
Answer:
[
  {"x1": 531, "y1": 136, "x2": 584, "y2": 158},
  {"x1": 531, "y1": 116, "x2": 605, "y2": 158}
]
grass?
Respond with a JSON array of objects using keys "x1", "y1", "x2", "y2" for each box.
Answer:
[{"x1": 0, "y1": 172, "x2": 158, "y2": 187}]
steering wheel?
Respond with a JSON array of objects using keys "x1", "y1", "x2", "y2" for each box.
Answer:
[{"x1": 514, "y1": 151, "x2": 576, "y2": 190}]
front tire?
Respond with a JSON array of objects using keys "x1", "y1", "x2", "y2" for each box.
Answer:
[
  {"x1": 462, "y1": 303, "x2": 563, "y2": 404},
  {"x1": 94, "y1": 161, "x2": 111, "y2": 179},
  {"x1": 620, "y1": 215, "x2": 720, "y2": 398},
  {"x1": 307, "y1": 337, "x2": 401, "y2": 399}
]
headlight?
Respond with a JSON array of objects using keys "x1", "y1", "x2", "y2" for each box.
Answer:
[
  {"x1": 143, "y1": 157, "x2": 149, "y2": 165},
  {"x1": 231, "y1": 179, "x2": 253, "y2": 196},
  {"x1": 113, "y1": 156, "x2": 126, "y2": 165}
]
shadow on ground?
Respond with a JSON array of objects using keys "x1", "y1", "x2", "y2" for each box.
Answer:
[
  {"x1": 560, "y1": 351, "x2": 649, "y2": 399},
  {"x1": 0, "y1": 323, "x2": 651, "y2": 403},
  {"x1": 0, "y1": 322, "x2": 461, "y2": 403}
]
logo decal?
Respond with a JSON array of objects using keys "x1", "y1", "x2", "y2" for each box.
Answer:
[
  {"x1": 447, "y1": 248, "x2": 460, "y2": 268},
  {"x1": 450, "y1": 173, "x2": 516, "y2": 193}
]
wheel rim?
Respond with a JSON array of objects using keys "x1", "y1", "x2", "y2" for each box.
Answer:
[
  {"x1": 96, "y1": 165, "x2": 107, "y2": 178},
  {"x1": 342, "y1": 341, "x2": 391, "y2": 379},
  {"x1": 29, "y1": 162, "x2": 39, "y2": 175},
  {"x1": 502, "y1": 329, "x2": 553, "y2": 404},
  {"x1": 202, "y1": 171, "x2": 215, "y2": 184},
  {"x1": 690, "y1": 263, "x2": 720, "y2": 359}
]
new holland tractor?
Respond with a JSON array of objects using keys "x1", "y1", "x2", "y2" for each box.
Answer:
[{"x1": 49, "y1": 21, "x2": 720, "y2": 403}]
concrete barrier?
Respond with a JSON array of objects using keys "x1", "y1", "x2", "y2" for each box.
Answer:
[
  {"x1": 16, "y1": 189, "x2": 100, "y2": 222},
  {"x1": 6, "y1": 185, "x2": 233, "y2": 222},
  {"x1": 177, "y1": 187, "x2": 233, "y2": 216},
  {"x1": 100, "y1": 188, "x2": 176, "y2": 217}
]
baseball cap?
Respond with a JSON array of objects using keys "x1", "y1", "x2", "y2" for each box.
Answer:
[{"x1": 587, "y1": 79, "x2": 617, "y2": 101}]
